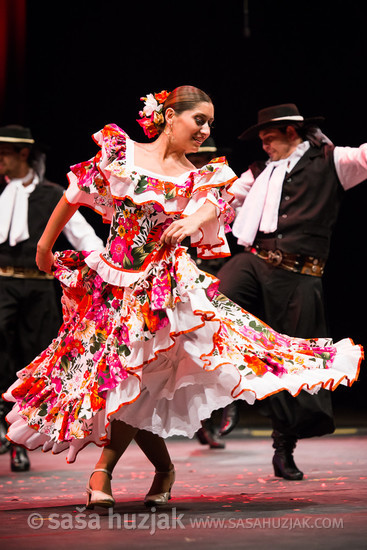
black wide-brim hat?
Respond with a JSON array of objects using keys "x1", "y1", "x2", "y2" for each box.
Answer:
[
  {"x1": 0, "y1": 125, "x2": 35, "y2": 144},
  {"x1": 239, "y1": 103, "x2": 325, "y2": 140}
]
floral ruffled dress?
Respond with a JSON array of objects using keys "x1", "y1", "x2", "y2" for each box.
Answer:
[{"x1": 4, "y1": 124, "x2": 363, "y2": 463}]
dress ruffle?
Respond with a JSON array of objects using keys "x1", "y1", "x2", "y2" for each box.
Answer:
[
  {"x1": 64, "y1": 124, "x2": 236, "y2": 265},
  {"x1": 4, "y1": 249, "x2": 363, "y2": 463}
]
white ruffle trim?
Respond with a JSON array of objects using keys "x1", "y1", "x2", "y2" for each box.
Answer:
[{"x1": 84, "y1": 250, "x2": 151, "y2": 287}]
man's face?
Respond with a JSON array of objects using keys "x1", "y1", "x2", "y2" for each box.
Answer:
[
  {"x1": 0, "y1": 144, "x2": 26, "y2": 178},
  {"x1": 258, "y1": 127, "x2": 296, "y2": 161}
]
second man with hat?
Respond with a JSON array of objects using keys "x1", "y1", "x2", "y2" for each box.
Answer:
[{"x1": 217, "y1": 103, "x2": 367, "y2": 479}]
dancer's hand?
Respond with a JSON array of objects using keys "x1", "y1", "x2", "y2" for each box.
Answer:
[
  {"x1": 160, "y1": 216, "x2": 200, "y2": 245},
  {"x1": 36, "y1": 245, "x2": 55, "y2": 274},
  {"x1": 160, "y1": 201, "x2": 217, "y2": 245}
]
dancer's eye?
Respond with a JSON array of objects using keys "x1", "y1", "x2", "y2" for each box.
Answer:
[{"x1": 195, "y1": 117, "x2": 214, "y2": 128}]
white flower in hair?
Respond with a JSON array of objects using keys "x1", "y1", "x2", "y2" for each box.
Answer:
[{"x1": 143, "y1": 94, "x2": 159, "y2": 117}]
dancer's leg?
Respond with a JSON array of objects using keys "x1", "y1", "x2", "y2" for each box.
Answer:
[
  {"x1": 134, "y1": 430, "x2": 175, "y2": 504},
  {"x1": 134, "y1": 429, "x2": 173, "y2": 472},
  {"x1": 90, "y1": 420, "x2": 138, "y2": 493}
]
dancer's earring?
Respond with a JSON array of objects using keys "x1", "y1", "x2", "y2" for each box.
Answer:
[{"x1": 164, "y1": 122, "x2": 172, "y2": 136}]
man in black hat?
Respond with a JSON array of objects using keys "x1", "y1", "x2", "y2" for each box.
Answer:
[
  {"x1": 0, "y1": 125, "x2": 104, "y2": 471},
  {"x1": 217, "y1": 104, "x2": 367, "y2": 479}
]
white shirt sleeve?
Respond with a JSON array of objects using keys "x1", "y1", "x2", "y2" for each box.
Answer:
[
  {"x1": 333, "y1": 144, "x2": 367, "y2": 190},
  {"x1": 62, "y1": 210, "x2": 105, "y2": 251},
  {"x1": 229, "y1": 168, "x2": 256, "y2": 213}
]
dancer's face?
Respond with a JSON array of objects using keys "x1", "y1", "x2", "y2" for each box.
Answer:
[{"x1": 167, "y1": 101, "x2": 214, "y2": 154}]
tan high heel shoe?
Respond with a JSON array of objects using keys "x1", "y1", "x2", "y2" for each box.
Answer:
[
  {"x1": 86, "y1": 468, "x2": 115, "y2": 509},
  {"x1": 144, "y1": 464, "x2": 175, "y2": 507}
]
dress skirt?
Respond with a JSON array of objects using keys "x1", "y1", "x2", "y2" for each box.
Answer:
[{"x1": 4, "y1": 248, "x2": 363, "y2": 463}]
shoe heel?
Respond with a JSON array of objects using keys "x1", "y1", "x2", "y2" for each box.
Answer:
[
  {"x1": 86, "y1": 489, "x2": 94, "y2": 510},
  {"x1": 144, "y1": 465, "x2": 175, "y2": 507},
  {"x1": 86, "y1": 468, "x2": 115, "y2": 509}
]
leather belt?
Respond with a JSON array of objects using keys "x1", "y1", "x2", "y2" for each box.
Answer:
[
  {"x1": 0, "y1": 266, "x2": 54, "y2": 280},
  {"x1": 247, "y1": 246, "x2": 325, "y2": 277}
]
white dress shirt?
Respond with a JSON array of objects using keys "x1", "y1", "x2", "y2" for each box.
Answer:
[
  {"x1": 231, "y1": 142, "x2": 367, "y2": 246},
  {"x1": 0, "y1": 170, "x2": 104, "y2": 250}
]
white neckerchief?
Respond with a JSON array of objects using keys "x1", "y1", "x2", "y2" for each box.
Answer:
[
  {"x1": 233, "y1": 141, "x2": 310, "y2": 247},
  {"x1": 0, "y1": 169, "x2": 39, "y2": 246}
]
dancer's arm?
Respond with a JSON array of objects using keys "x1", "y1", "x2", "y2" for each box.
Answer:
[
  {"x1": 36, "y1": 196, "x2": 79, "y2": 274},
  {"x1": 160, "y1": 200, "x2": 217, "y2": 245}
]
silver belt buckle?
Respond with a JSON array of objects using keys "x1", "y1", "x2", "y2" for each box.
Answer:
[{"x1": 267, "y1": 249, "x2": 283, "y2": 266}]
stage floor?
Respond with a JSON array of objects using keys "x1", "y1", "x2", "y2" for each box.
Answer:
[{"x1": 1, "y1": 429, "x2": 366, "y2": 550}]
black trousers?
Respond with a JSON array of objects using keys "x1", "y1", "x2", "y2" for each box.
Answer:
[
  {"x1": 217, "y1": 252, "x2": 335, "y2": 439},
  {"x1": 0, "y1": 277, "x2": 61, "y2": 398}
]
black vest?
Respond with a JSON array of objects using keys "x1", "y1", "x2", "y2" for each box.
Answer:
[
  {"x1": 251, "y1": 144, "x2": 344, "y2": 260},
  {"x1": 0, "y1": 179, "x2": 65, "y2": 268}
]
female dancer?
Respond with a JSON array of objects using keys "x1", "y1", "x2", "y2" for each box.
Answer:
[{"x1": 4, "y1": 86, "x2": 362, "y2": 509}]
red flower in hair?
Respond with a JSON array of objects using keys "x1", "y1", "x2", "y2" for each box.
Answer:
[
  {"x1": 155, "y1": 90, "x2": 169, "y2": 103},
  {"x1": 137, "y1": 116, "x2": 159, "y2": 139},
  {"x1": 137, "y1": 90, "x2": 171, "y2": 138}
]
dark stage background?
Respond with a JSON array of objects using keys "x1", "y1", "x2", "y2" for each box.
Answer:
[{"x1": 1, "y1": 0, "x2": 366, "y2": 421}]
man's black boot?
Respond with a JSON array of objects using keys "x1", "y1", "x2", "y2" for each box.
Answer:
[
  {"x1": 196, "y1": 421, "x2": 225, "y2": 449},
  {"x1": 10, "y1": 445, "x2": 30, "y2": 472},
  {"x1": 272, "y1": 430, "x2": 303, "y2": 480},
  {"x1": 0, "y1": 400, "x2": 11, "y2": 455},
  {"x1": 219, "y1": 403, "x2": 239, "y2": 436}
]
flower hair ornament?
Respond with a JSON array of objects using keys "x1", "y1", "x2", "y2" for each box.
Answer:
[{"x1": 137, "y1": 90, "x2": 170, "y2": 138}]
